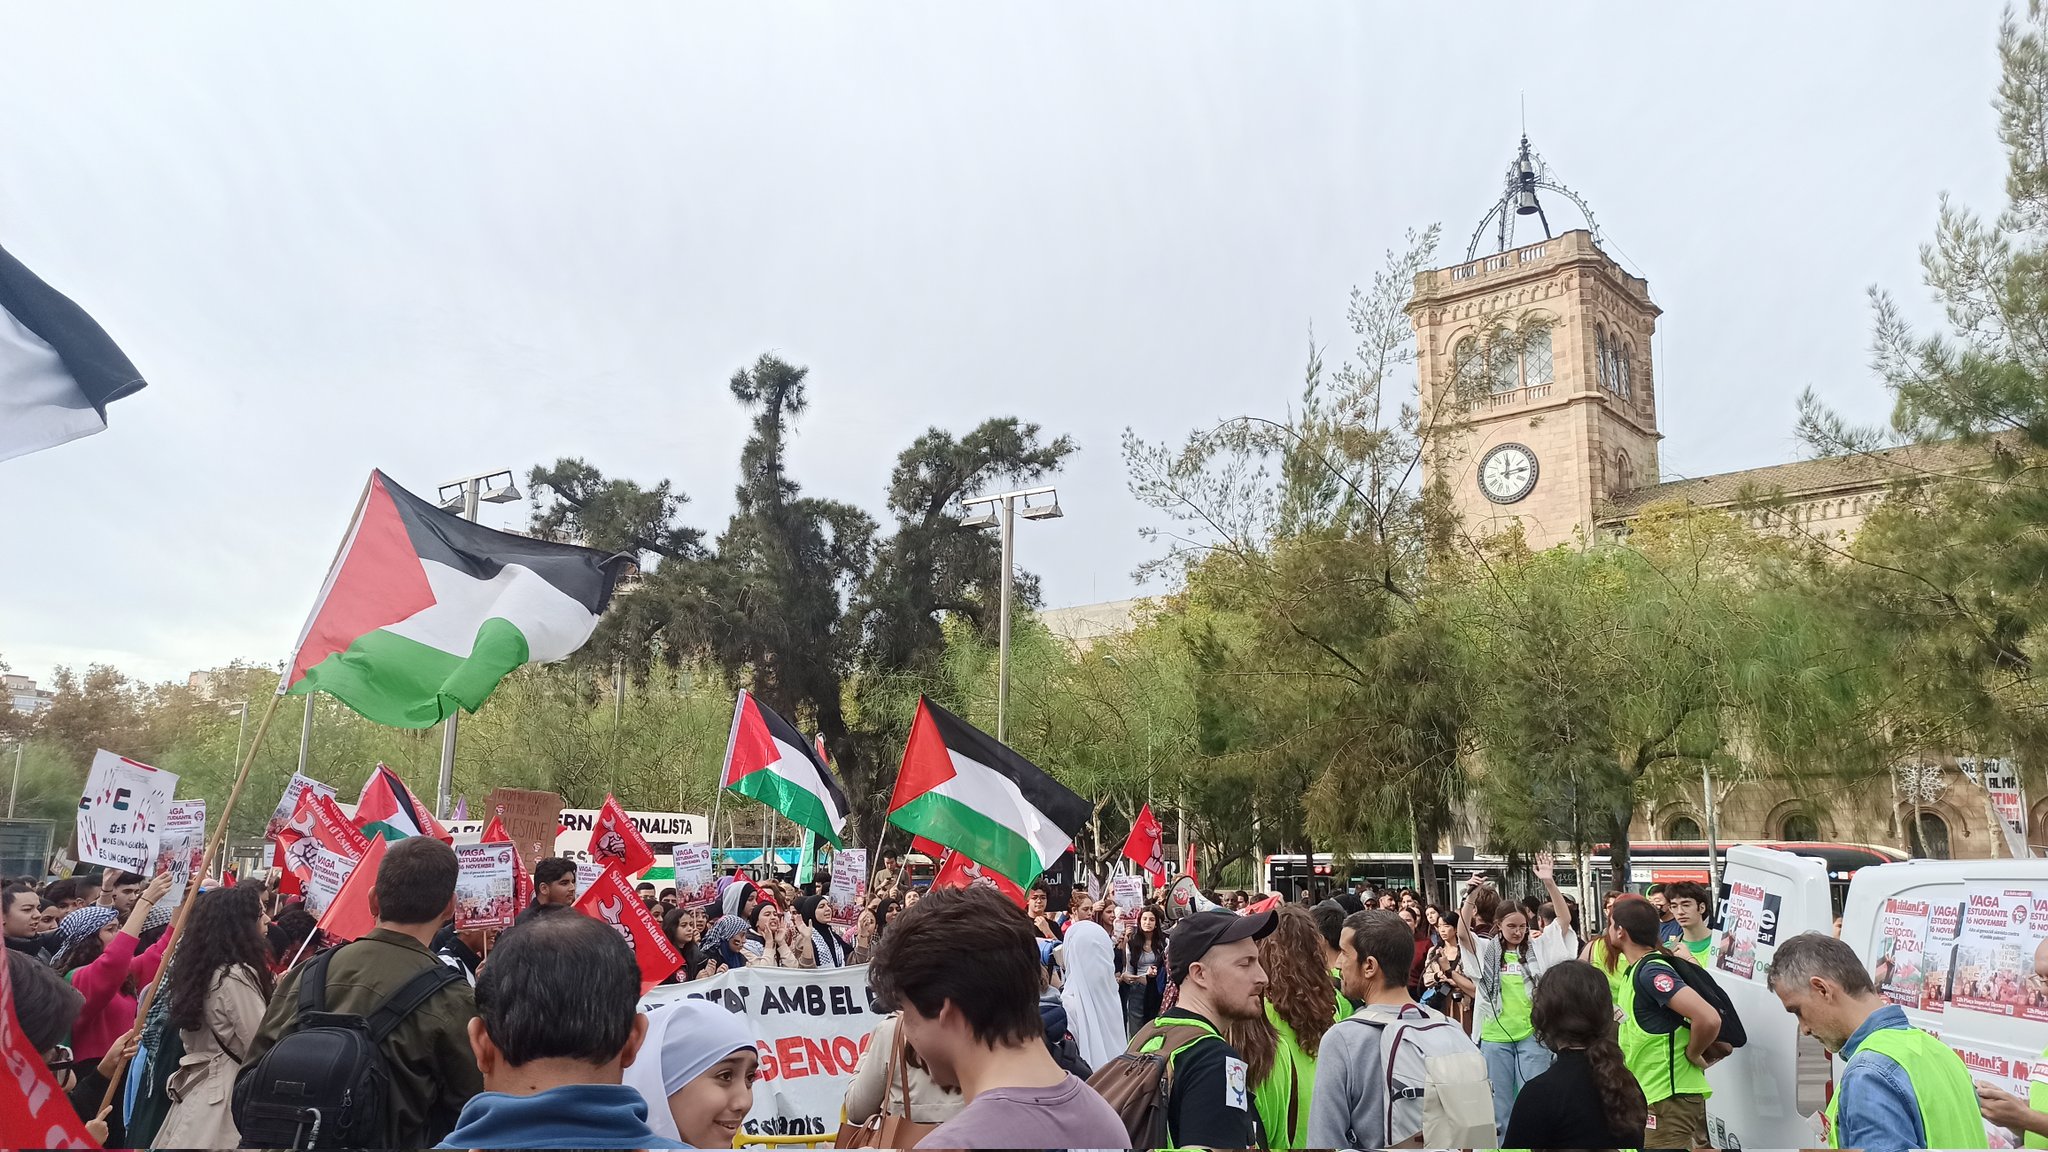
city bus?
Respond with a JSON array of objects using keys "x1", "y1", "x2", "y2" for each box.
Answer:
[
  {"x1": 1588, "y1": 840, "x2": 1907, "y2": 917},
  {"x1": 1260, "y1": 852, "x2": 1584, "y2": 905}
]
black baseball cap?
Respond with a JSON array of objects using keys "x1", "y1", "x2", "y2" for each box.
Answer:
[{"x1": 1167, "y1": 909, "x2": 1277, "y2": 984}]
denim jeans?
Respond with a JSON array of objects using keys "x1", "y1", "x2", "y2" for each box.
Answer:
[{"x1": 1482, "y1": 1034, "x2": 1554, "y2": 1138}]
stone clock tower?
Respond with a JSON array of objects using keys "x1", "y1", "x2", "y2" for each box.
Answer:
[{"x1": 1409, "y1": 140, "x2": 1661, "y2": 550}]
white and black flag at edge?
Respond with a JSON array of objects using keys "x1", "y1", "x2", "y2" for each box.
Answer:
[{"x1": 0, "y1": 243, "x2": 146, "y2": 464}]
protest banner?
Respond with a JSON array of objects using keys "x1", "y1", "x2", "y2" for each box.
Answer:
[
  {"x1": 0, "y1": 939, "x2": 97, "y2": 1149},
  {"x1": 1961, "y1": 757, "x2": 2032, "y2": 860},
  {"x1": 267, "y1": 771, "x2": 336, "y2": 841},
  {"x1": 1953, "y1": 883, "x2": 2032, "y2": 1016},
  {"x1": 302, "y1": 845, "x2": 358, "y2": 917},
  {"x1": 157, "y1": 799, "x2": 207, "y2": 907},
  {"x1": 486, "y1": 787, "x2": 565, "y2": 880},
  {"x1": 1876, "y1": 896, "x2": 1932, "y2": 1009},
  {"x1": 674, "y1": 843, "x2": 718, "y2": 909},
  {"x1": 454, "y1": 842, "x2": 519, "y2": 930},
  {"x1": 644, "y1": 963, "x2": 880, "y2": 1144},
  {"x1": 77, "y1": 749, "x2": 178, "y2": 873},
  {"x1": 829, "y1": 848, "x2": 868, "y2": 924}
]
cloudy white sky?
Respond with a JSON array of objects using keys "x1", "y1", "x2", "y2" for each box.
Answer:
[{"x1": 0, "y1": 3, "x2": 2009, "y2": 687}]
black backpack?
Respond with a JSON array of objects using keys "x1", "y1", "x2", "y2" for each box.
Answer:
[
  {"x1": 1632, "y1": 953, "x2": 1748, "y2": 1049},
  {"x1": 232, "y1": 948, "x2": 463, "y2": 1149}
]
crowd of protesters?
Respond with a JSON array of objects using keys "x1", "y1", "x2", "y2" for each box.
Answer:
[{"x1": 2, "y1": 843, "x2": 2024, "y2": 1152}]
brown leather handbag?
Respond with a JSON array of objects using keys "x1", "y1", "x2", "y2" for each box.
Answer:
[{"x1": 834, "y1": 1026, "x2": 938, "y2": 1149}]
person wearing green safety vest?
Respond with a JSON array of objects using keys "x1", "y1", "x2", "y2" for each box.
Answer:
[
  {"x1": 1607, "y1": 896, "x2": 1726, "y2": 1149},
  {"x1": 1975, "y1": 937, "x2": 2048, "y2": 1147},
  {"x1": 1132, "y1": 907, "x2": 1276, "y2": 1149},
  {"x1": 1768, "y1": 931, "x2": 1987, "y2": 1152}
]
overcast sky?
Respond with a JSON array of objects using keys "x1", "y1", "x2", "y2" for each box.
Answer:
[{"x1": 0, "y1": 3, "x2": 2009, "y2": 688}]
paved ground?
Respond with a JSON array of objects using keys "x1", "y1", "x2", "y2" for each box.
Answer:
[{"x1": 1797, "y1": 1034, "x2": 1832, "y2": 1114}]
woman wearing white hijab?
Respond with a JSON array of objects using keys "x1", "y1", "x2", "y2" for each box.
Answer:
[
  {"x1": 1057, "y1": 911, "x2": 1125, "y2": 1073},
  {"x1": 624, "y1": 1000, "x2": 760, "y2": 1148}
]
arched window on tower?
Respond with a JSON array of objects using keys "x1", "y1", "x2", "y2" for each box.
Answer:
[
  {"x1": 1521, "y1": 324, "x2": 1553, "y2": 388},
  {"x1": 1612, "y1": 450, "x2": 1634, "y2": 496},
  {"x1": 1595, "y1": 326, "x2": 1610, "y2": 390},
  {"x1": 1916, "y1": 811, "x2": 1952, "y2": 859},
  {"x1": 1454, "y1": 336, "x2": 1478, "y2": 394},
  {"x1": 1488, "y1": 327, "x2": 1518, "y2": 393},
  {"x1": 1619, "y1": 345, "x2": 1633, "y2": 399}
]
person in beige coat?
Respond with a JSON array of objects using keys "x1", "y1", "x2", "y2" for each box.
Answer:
[
  {"x1": 842, "y1": 1013, "x2": 965, "y2": 1127},
  {"x1": 154, "y1": 886, "x2": 274, "y2": 1149}
]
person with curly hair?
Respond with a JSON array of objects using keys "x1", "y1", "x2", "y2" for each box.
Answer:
[
  {"x1": 1502, "y1": 959, "x2": 1648, "y2": 1149},
  {"x1": 156, "y1": 886, "x2": 275, "y2": 1147},
  {"x1": 1223, "y1": 904, "x2": 1338, "y2": 1149}
]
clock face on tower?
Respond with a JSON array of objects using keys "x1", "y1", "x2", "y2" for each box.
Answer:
[{"x1": 1478, "y1": 443, "x2": 1538, "y2": 504}]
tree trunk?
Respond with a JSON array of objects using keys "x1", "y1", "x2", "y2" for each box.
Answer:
[{"x1": 1606, "y1": 807, "x2": 1633, "y2": 895}]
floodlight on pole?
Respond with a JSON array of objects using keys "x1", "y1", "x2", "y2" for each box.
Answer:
[
  {"x1": 960, "y1": 484, "x2": 1063, "y2": 742},
  {"x1": 430, "y1": 467, "x2": 517, "y2": 818}
]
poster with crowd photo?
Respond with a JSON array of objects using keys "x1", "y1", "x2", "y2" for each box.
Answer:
[
  {"x1": 267, "y1": 772, "x2": 336, "y2": 841},
  {"x1": 455, "y1": 842, "x2": 519, "y2": 930},
  {"x1": 576, "y1": 860, "x2": 608, "y2": 898},
  {"x1": 76, "y1": 749, "x2": 179, "y2": 873},
  {"x1": 302, "y1": 845, "x2": 358, "y2": 917},
  {"x1": 828, "y1": 849, "x2": 868, "y2": 925},
  {"x1": 2024, "y1": 891, "x2": 2048, "y2": 1023},
  {"x1": 1876, "y1": 896, "x2": 1933, "y2": 1009},
  {"x1": 156, "y1": 800, "x2": 208, "y2": 907},
  {"x1": 674, "y1": 844, "x2": 718, "y2": 909},
  {"x1": 1109, "y1": 874, "x2": 1145, "y2": 941},
  {"x1": 1714, "y1": 880, "x2": 1768, "y2": 980},
  {"x1": 642, "y1": 964, "x2": 879, "y2": 1145},
  {"x1": 1951, "y1": 883, "x2": 2033, "y2": 1016}
]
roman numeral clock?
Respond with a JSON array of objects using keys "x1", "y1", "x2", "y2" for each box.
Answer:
[{"x1": 1478, "y1": 442, "x2": 1538, "y2": 504}]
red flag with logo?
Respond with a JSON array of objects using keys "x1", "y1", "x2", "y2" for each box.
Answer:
[
  {"x1": 309, "y1": 791, "x2": 371, "y2": 860},
  {"x1": 0, "y1": 933, "x2": 98, "y2": 1148},
  {"x1": 483, "y1": 815, "x2": 533, "y2": 909},
  {"x1": 574, "y1": 863, "x2": 682, "y2": 991},
  {"x1": 930, "y1": 849, "x2": 1027, "y2": 907},
  {"x1": 587, "y1": 794, "x2": 655, "y2": 879},
  {"x1": 1121, "y1": 803, "x2": 1165, "y2": 884},
  {"x1": 316, "y1": 834, "x2": 389, "y2": 943}
]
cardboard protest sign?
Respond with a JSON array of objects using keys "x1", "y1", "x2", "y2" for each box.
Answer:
[
  {"x1": 157, "y1": 799, "x2": 208, "y2": 907},
  {"x1": 643, "y1": 963, "x2": 880, "y2": 1145},
  {"x1": 77, "y1": 749, "x2": 178, "y2": 872},
  {"x1": 268, "y1": 772, "x2": 336, "y2": 841},
  {"x1": 486, "y1": 787, "x2": 563, "y2": 882},
  {"x1": 674, "y1": 843, "x2": 718, "y2": 909},
  {"x1": 454, "y1": 842, "x2": 519, "y2": 930},
  {"x1": 828, "y1": 849, "x2": 867, "y2": 925}
]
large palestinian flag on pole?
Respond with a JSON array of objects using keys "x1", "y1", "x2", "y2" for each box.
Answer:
[
  {"x1": 281, "y1": 470, "x2": 630, "y2": 727},
  {"x1": 722, "y1": 691, "x2": 850, "y2": 848},
  {"x1": 888, "y1": 697, "x2": 1090, "y2": 890}
]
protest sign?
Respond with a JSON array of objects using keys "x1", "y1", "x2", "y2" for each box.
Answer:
[
  {"x1": 644, "y1": 963, "x2": 880, "y2": 1144},
  {"x1": 302, "y1": 845, "x2": 358, "y2": 917},
  {"x1": 1961, "y1": 757, "x2": 2032, "y2": 859},
  {"x1": 1876, "y1": 896, "x2": 1932, "y2": 1009},
  {"x1": 0, "y1": 940, "x2": 97, "y2": 1149},
  {"x1": 77, "y1": 749, "x2": 179, "y2": 872},
  {"x1": 268, "y1": 772, "x2": 336, "y2": 840},
  {"x1": 157, "y1": 799, "x2": 207, "y2": 907},
  {"x1": 1952, "y1": 883, "x2": 2032, "y2": 1016},
  {"x1": 829, "y1": 848, "x2": 868, "y2": 924},
  {"x1": 1715, "y1": 879, "x2": 1767, "y2": 979},
  {"x1": 1951, "y1": 1039, "x2": 2034, "y2": 1148},
  {"x1": 454, "y1": 842, "x2": 519, "y2": 930},
  {"x1": 485, "y1": 787, "x2": 564, "y2": 879},
  {"x1": 1921, "y1": 899, "x2": 1964, "y2": 1013},
  {"x1": 674, "y1": 843, "x2": 718, "y2": 909},
  {"x1": 576, "y1": 859, "x2": 607, "y2": 897}
]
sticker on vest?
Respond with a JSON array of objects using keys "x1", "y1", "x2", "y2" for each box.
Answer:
[
  {"x1": 1645, "y1": 1110, "x2": 1658, "y2": 1131},
  {"x1": 1223, "y1": 1056, "x2": 1249, "y2": 1111},
  {"x1": 1651, "y1": 971, "x2": 1677, "y2": 995}
]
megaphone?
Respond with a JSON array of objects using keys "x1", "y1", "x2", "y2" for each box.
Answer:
[{"x1": 1165, "y1": 875, "x2": 1223, "y2": 922}]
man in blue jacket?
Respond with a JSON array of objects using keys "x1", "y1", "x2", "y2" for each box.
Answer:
[{"x1": 438, "y1": 912, "x2": 687, "y2": 1149}]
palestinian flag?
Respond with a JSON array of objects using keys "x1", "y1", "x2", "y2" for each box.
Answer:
[
  {"x1": 721, "y1": 691, "x2": 850, "y2": 848},
  {"x1": 0, "y1": 243, "x2": 146, "y2": 464},
  {"x1": 355, "y1": 763, "x2": 449, "y2": 843},
  {"x1": 888, "y1": 697, "x2": 1090, "y2": 890},
  {"x1": 282, "y1": 470, "x2": 630, "y2": 728}
]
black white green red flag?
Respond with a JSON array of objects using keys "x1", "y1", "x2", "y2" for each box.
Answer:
[
  {"x1": 281, "y1": 470, "x2": 630, "y2": 728},
  {"x1": 354, "y1": 763, "x2": 450, "y2": 843},
  {"x1": 888, "y1": 697, "x2": 1090, "y2": 891},
  {"x1": 721, "y1": 691, "x2": 850, "y2": 847}
]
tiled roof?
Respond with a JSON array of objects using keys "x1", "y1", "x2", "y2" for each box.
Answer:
[{"x1": 1601, "y1": 438, "x2": 1998, "y2": 520}]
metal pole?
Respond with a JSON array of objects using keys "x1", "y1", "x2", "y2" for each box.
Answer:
[
  {"x1": 296, "y1": 694, "x2": 314, "y2": 775},
  {"x1": 1702, "y1": 765, "x2": 1720, "y2": 894},
  {"x1": 6, "y1": 742, "x2": 20, "y2": 819},
  {"x1": 437, "y1": 479, "x2": 481, "y2": 819},
  {"x1": 996, "y1": 495, "x2": 1015, "y2": 743}
]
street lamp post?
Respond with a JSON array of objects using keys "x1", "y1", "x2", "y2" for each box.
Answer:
[
  {"x1": 960, "y1": 485, "x2": 1062, "y2": 742},
  {"x1": 229, "y1": 701, "x2": 250, "y2": 772},
  {"x1": 5, "y1": 741, "x2": 21, "y2": 820},
  {"x1": 432, "y1": 470, "x2": 522, "y2": 819}
]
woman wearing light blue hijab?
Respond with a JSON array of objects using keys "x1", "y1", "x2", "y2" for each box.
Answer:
[{"x1": 623, "y1": 999, "x2": 760, "y2": 1148}]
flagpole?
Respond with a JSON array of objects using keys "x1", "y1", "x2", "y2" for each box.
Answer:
[
  {"x1": 97, "y1": 689, "x2": 286, "y2": 1120},
  {"x1": 435, "y1": 475, "x2": 488, "y2": 819},
  {"x1": 296, "y1": 692, "x2": 314, "y2": 775}
]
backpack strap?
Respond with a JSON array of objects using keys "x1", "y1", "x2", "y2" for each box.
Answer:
[
  {"x1": 295, "y1": 949, "x2": 336, "y2": 1016},
  {"x1": 364, "y1": 962, "x2": 463, "y2": 1044}
]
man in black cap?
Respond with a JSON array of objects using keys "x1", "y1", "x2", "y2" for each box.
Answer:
[{"x1": 1128, "y1": 907, "x2": 1275, "y2": 1150}]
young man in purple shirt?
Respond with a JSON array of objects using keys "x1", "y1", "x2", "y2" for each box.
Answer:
[{"x1": 867, "y1": 884, "x2": 1130, "y2": 1149}]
